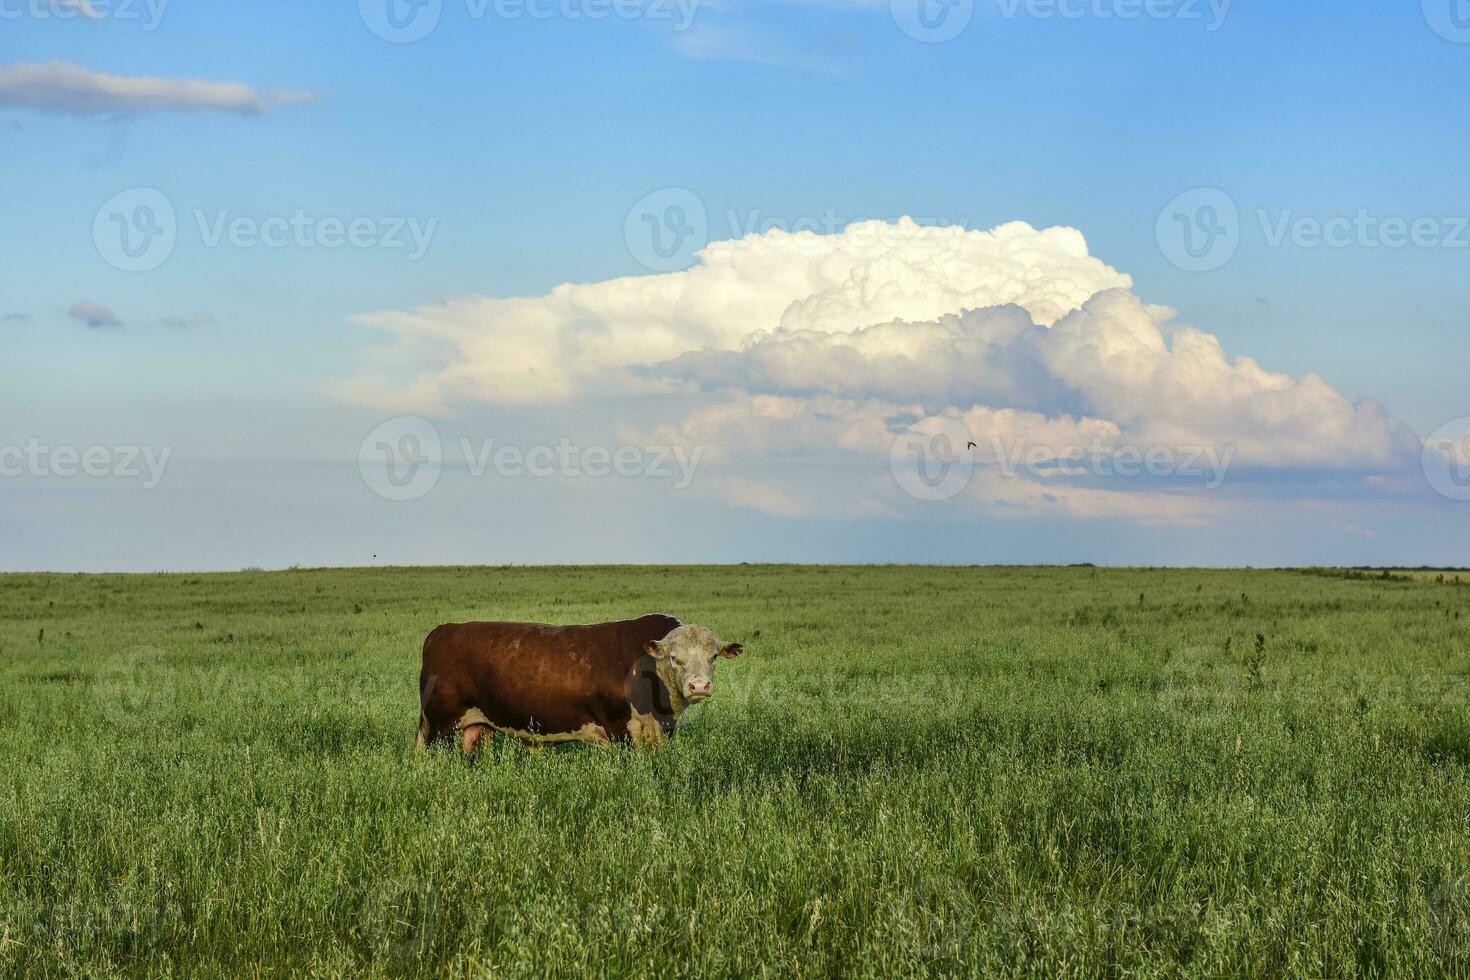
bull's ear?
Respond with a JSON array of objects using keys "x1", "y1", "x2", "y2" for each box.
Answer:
[
  {"x1": 644, "y1": 640, "x2": 666, "y2": 658},
  {"x1": 720, "y1": 642, "x2": 743, "y2": 659}
]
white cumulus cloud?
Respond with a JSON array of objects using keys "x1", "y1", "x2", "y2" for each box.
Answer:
[
  {"x1": 344, "y1": 218, "x2": 1129, "y2": 410},
  {"x1": 344, "y1": 217, "x2": 1416, "y2": 521},
  {"x1": 651, "y1": 287, "x2": 1411, "y2": 469}
]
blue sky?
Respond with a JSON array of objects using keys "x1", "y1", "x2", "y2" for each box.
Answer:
[{"x1": 2, "y1": 0, "x2": 1469, "y2": 570}]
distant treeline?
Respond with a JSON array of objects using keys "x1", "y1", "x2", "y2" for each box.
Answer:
[{"x1": 1296, "y1": 567, "x2": 1468, "y2": 583}]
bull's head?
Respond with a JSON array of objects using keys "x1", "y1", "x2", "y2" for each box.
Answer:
[{"x1": 645, "y1": 624, "x2": 742, "y2": 706}]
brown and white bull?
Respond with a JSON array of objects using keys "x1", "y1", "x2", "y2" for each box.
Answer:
[{"x1": 415, "y1": 613, "x2": 742, "y2": 753}]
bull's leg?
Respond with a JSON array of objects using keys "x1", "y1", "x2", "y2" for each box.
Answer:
[
  {"x1": 626, "y1": 708, "x2": 669, "y2": 750},
  {"x1": 418, "y1": 713, "x2": 459, "y2": 751}
]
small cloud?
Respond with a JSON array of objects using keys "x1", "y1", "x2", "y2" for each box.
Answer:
[
  {"x1": 0, "y1": 61, "x2": 321, "y2": 116},
  {"x1": 670, "y1": 23, "x2": 852, "y2": 75},
  {"x1": 2, "y1": 312, "x2": 29, "y2": 322},
  {"x1": 68, "y1": 300, "x2": 122, "y2": 329},
  {"x1": 159, "y1": 312, "x2": 213, "y2": 328}
]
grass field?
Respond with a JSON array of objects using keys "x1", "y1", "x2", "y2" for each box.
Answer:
[{"x1": 2, "y1": 565, "x2": 1469, "y2": 978}]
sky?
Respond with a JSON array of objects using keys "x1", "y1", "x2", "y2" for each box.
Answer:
[{"x1": 2, "y1": 0, "x2": 1469, "y2": 571}]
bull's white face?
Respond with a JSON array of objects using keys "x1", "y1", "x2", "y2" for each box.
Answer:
[{"x1": 646, "y1": 624, "x2": 742, "y2": 705}]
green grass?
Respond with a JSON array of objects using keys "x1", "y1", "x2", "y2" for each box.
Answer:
[{"x1": 2, "y1": 565, "x2": 1469, "y2": 978}]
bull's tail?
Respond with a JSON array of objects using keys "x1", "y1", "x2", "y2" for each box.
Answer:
[
  {"x1": 415, "y1": 628, "x2": 442, "y2": 753},
  {"x1": 415, "y1": 710, "x2": 430, "y2": 752}
]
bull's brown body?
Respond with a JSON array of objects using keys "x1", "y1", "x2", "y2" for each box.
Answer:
[{"x1": 417, "y1": 613, "x2": 681, "y2": 749}]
